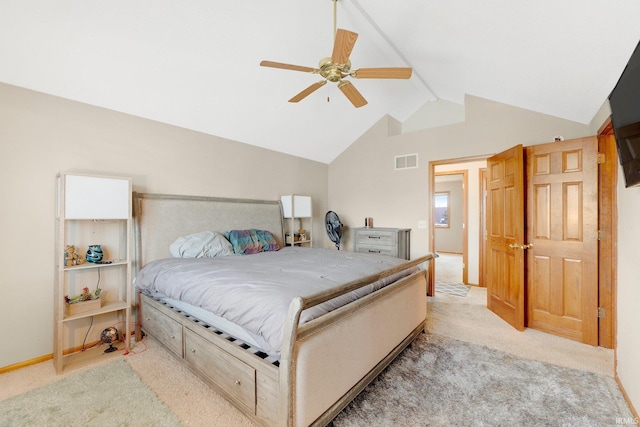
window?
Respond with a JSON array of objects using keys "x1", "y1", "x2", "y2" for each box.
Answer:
[{"x1": 434, "y1": 192, "x2": 449, "y2": 228}]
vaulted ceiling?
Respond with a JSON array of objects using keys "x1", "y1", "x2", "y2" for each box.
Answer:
[{"x1": 2, "y1": 1, "x2": 639, "y2": 163}]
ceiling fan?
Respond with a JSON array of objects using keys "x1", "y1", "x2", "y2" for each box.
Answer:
[{"x1": 259, "y1": 0, "x2": 412, "y2": 108}]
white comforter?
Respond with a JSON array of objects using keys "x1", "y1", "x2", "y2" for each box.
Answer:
[{"x1": 134, "y1": 247, "x2": 415, "y2": 358}]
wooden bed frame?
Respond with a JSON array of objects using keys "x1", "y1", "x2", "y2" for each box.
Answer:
[{"x1": 133, "y1": 192, "x2": 432, "y2": 427}]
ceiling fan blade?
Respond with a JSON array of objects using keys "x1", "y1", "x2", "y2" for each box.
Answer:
[
  {"x1": 338, "y1": 81, "x2": 367, "y2": 108},
  {"x1": 260, "y1": 60, "x2": 317, "y2": 73},
  {"x1": 331, "y1": 29, "x2": 358, "y2": 65},
  {"x1": 288, "y1": 80, "x2": 327, "y2": 103},
  {"x1": 352, "y1": 67, "x2": 412, "y2": 79}
]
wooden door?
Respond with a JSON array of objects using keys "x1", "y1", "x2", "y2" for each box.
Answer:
[
  {"x1": 486, "y1": 145, "x2": 526, "y2": 331},
  {"x1": 526, "y1": 137, "x2": 599, "y2": 345}
]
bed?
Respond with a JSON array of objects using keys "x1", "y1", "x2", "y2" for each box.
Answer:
[{"x1": 133, "y1": 192, "x2": 432, "y2": 427}]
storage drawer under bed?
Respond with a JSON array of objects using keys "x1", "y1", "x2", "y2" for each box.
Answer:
[
  {"x1": 141, "y1": 300, "x2": 183, "y2": 358},
  {"x1": 184, "y1": 326, "x2": 256, "y2": 413}
]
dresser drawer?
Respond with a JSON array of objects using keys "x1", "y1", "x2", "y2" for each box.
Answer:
[
  {"x1": 356, "y1": 245, "x2": 398, "y2": 257},
  {"x1": 355, "y1": 229, "x2": 397, "y2": 246},
  {"x1": 141, "y1": 301, "x2": 183, "y2": 358},
  {"x1": 354, "y1": 227, "x2": 411, "y2": 260},
  {"x1": 184, "y1": 327, "x2": 256, "y2": 413}
]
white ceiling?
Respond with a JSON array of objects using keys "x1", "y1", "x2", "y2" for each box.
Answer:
[{"x1": 2, "y1": 1, "x2": 639, "y2": 164}]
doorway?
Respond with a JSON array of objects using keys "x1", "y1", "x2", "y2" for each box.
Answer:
[
  {"x1": 428, "y1": 157, "x2": 488, "y2": 295},
  {"x1": 434, "y1": 171, "x2": 466, "y2": 284}
]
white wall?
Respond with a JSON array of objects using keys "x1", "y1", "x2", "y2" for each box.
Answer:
[
  {"x1": 614, "y1": 144, "x2": 640, "y2": 413},
  {"x1": 0, "y1": 82, "x2": 329, "y2": 368}
]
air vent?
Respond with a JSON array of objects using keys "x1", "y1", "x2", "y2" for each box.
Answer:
[{"x1": 395, "y1": 154, "x2": 418, "y2": 170}]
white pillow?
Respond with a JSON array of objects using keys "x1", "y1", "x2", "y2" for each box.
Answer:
[{"x1": 169, "y1": 231, "x2": 234, "y2": 258}]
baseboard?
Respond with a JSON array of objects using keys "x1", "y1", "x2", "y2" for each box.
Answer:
[
  {"x1": 615, "y1": 374, "x2": 640, "y2": 421},
  {"x1": 0, "y1": 354, "x2": 52, "y2": 374},
  {"x1": 0, "y1": 339, "x2": 108, "y2": 374}
]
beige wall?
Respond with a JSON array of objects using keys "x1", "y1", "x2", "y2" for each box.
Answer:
[
  {"x1": 0, "y1": 82, "x2": 328, "y2": 368},
  {"x1": 329, "y1": 94, "x2": 639, "y2": 413},
  {"x1": 329, "y1": 94, "x2": 591, "y2": 258}
]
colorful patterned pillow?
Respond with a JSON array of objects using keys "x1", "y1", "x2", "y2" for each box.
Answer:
[
  {"x1": 224, "y1": 229, "x2": 262, "y2": 254},
  {"x1": 253, "y1": 229, "x2": 280, "y2": 252},
  {"x1": 224, "y1": 229, "x2": 280, "y2": 254}
]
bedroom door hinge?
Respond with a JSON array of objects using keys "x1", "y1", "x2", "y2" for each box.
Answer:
[
  {"x1": 598, "y1": 307, "x2": 606, "y2": 318},
  {"x1": 597, "y1": 153, "x2": 606, "y2": 164},
  {"x1": 598, "y1": 230, "x2": 605, "y2": 240}
]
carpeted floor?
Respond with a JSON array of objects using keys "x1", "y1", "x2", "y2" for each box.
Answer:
[
  {"x1": 3, "y1": 334, "x2": 629, "y2": 427},
  {"x1": 0, "y1": 287, "x2": 623, "y2": 426},
  {"x1": 0, "y1": 359, "x2": 181, "y2": 427},
  {"x1": 332, "y1": 334, "x2": 632, "y2": 426}
]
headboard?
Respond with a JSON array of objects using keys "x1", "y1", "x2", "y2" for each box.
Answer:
[{"x1": 133, "y1": 192, "x2": 284, "y2": 269}]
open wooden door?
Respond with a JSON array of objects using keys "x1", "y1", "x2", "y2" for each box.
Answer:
[
  {"x1": 526, "y1": 137, "x2": 599, "y2": 345},
  {"x1": 486, "y1": 145, "x2": 526, "y2": 331}
]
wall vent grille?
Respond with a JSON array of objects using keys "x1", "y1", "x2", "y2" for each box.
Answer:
[{"x1": 395, "y1": 154, "x2": 418, "y2": 170}]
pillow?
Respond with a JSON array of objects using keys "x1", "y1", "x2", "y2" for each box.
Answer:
[
  {"x1": 224, "y1": 229, "x2": 280, "y2": 254},
  {"x1": 253, "y1": 229, "x2": 280, "y2": 252},
  {"x1": 170, "y1": 231, "x2": 234, "y2": 258}
]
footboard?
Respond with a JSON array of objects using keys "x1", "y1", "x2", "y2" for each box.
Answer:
[
  {"x1": 290, "y1": 269, "x2": 427, "y2": 427},
  {"x1": 280, "y1": 254, "x2": 432, "y2": 427}
]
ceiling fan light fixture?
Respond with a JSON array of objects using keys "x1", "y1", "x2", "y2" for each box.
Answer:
[
  {"x1": 319, "y1": 57, "x2": 351, "y2": 82},
  {"x1": 259, "y1": 0, "x2": 411, "y2": 107}
]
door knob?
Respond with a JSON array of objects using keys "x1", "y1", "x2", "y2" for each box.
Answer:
[{"x1": 509, "y1": 243, "x2": 534, "y2": 250}]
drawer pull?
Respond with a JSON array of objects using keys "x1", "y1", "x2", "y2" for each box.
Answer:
[
  {"x1": 191, "y1": 348, "x2": 196, "y2": 353},
  {"x1": 368, "y1": 236, "x2": 381, "y2": 239},
  {"x1": 171, "y1": 335, "x2": 176, "y2": 339},
  {"x1": 368, "y1": 250, "x2": 381, "y2": 253},
  {"x1": 235, "y1": 380, "x2": 241, "y2": 386}
]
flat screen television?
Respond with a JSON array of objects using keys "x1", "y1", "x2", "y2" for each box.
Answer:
[{"x1": 609, "y1": 39, "x2": 640, "y2": 188}]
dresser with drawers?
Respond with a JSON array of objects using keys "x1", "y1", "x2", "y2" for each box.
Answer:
[{"x1": 354, "y1": 227, "x2": 411, "y2": 260}]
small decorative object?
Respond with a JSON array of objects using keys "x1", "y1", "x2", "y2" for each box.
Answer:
[
  {"x1": 299, "y1": 229, "x2": 307, "y2": 240},
  {"x1": 64, "y1": 245, "x2": 85, "y2": 266},
  {"x1": 100, "y1": 327, "x2": 119, "y2": 353},
  {"x1": 86, "y1": 244, "x2": 103, "y2": 263},
  {"x1": 365, "y1": 217, "x2": 373, "y2": 228},
  {"x1": 65, "y1": 287, "x2": 102, "y2": 315}
]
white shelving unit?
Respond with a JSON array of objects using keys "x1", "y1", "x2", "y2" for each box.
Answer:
[
  {"x1": 54, "y1": 172, "x2": 132, "y2": 373},
  {"x1": 281, "y1": 195, "x2": 313, "y2": 248}
]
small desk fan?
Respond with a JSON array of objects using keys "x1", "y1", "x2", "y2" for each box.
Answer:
[
  {"x1": 100, "y1": 327, "x2": 119, "y2": 353},
  {"x1": 325, "y1": 211, "x2": 343, "y2": 250}
]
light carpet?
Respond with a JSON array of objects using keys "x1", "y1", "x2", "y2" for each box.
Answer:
[
  {"x1": 0, "y1": 359, "x2": 181, "y2": 427},
  {"x1": 332, "y1": 333, "x2": 632, "y2": 426},
  {"x1": 435, "y1": 281, "x2": 470, "y2": 297}
]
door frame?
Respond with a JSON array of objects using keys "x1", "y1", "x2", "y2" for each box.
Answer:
[
  {"x1": 597, "y1": 119, "x2": 618, "y2": 349},
  {"x1": 429, "y1": 129, "x2": 616, "y2": 349},
  {"x1": 429, "y1": 155, "x2": 488, "y2": 294}
]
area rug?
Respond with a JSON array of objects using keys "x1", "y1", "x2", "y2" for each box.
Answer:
[
  {"x1": 332, "y1": 334, "x2": 632, "y2": 426},
  {"x1": 0, "y1": 359, "x2": 181, "y2": 427},
  {"x1": 435, "y1": 281, "x2": 470, "y2": 297}
]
